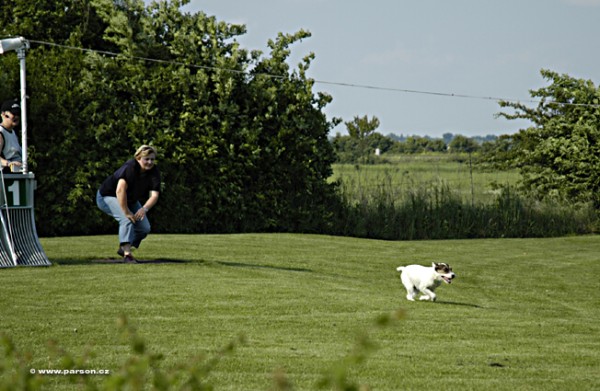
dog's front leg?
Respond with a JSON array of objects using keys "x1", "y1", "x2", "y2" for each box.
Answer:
[{"x1": 419, "y1": 289, "x2": 436, "y2": 301}]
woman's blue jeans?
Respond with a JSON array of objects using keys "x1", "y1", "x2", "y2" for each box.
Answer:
[{"x1": 96, "y1": 191, "x2": 151, "y2": 248}]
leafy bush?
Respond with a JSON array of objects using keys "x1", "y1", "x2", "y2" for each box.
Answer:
[
  {"x1": 0, "y1": 0, "x2": 339, "y2": 237},
  {"x1": 497, "y1": 70, "x2": 600, "y2": 207},
  {"x1": 0, "y1": 312, "x2": 403, "y2": 391},
  {"x1": 0, "y1": 315, "x2": 245, "y2": 391}
]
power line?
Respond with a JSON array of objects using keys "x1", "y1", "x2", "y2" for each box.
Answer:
[
  {"x1": 27, "y1": 39, "x2": 600, "y2": 109},
  {"x1": 28, "y1": 39, "x2": 255, "y2": 77},
  {"x1": 313, "y1": 79, "x2": 537, "y2": 104}
]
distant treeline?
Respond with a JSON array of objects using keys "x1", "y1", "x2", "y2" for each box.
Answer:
[
  {"x1": 331, "y1": 132, "x2": 501, "y2": 163},
  {"x1": 387, "y1": 132, "x2": 498, "y2": 145}
]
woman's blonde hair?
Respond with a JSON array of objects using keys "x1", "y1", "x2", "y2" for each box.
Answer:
[{"x1": 134, "y1": 145, "x2": 157, "y2": 159}]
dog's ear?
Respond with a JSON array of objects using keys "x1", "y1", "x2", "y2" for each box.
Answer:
[{"x1": 432, "y1": 262, "x2": 437, "y2": 268}]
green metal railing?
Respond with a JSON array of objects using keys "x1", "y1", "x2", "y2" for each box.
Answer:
[{"x1": 0, "y1": 173, "x2": 50, "y2": 267}]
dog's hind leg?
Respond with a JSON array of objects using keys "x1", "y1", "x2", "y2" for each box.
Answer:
[
  {"x1": 400, "y1": 274, "x2": 417, "y2": 301},
  {"x1": 404, "y1": 285, "x2": 418, "y2": 301}
]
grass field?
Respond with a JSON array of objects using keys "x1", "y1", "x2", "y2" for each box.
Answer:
[
  {"x1": 1, "y1": 233, "x2": 600, "y2": 390},
  {"x1": 331, "y1": 153, "x2": 520, "y2": 204}
]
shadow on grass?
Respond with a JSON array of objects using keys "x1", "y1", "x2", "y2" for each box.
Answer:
[
  {"x1": 215, "y1": 260, "x2": 312, "y2": 273},
  {"x1": 53, "y1": 258, "x2": 191, "y2": 265},
  {"x1": 52, "y1": 259, "x2": 311, "y2": 274},
  {"x1": 436, "y1": 300, "x2": 483, "y2": 308}
]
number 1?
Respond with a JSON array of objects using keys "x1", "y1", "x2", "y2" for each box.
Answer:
[{"x1": 7, "y1": 181, "x2": 20, "y2": 206}]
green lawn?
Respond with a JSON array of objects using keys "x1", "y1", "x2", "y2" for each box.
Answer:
[{"x1": 1, "y1": 233, "x2": 599, "y2": 390}]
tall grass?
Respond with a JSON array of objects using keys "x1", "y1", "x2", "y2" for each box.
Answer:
[{"x1": 329, "y1": 156, "x2": 598, "y2": 240}]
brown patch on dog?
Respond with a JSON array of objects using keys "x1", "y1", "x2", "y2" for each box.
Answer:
[{"x1": 435, "y1": 262, "x2": 452, "y2": 274}]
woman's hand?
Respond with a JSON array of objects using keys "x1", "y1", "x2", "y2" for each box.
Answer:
[
  {"x1": 126, "y1": 211, "x2": 137, "y2": 223},
  {"x1": 134, "y1": 207, "x2": 147, "y2": 221}
]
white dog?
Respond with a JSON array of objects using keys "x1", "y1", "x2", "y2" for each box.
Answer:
[{"x1": 396, "y1": 263, "x2": 456, "y2": 301}]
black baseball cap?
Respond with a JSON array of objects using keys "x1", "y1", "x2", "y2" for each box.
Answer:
[{"x1": 1, "y1": 100, "x2": 20, "y2": 115}]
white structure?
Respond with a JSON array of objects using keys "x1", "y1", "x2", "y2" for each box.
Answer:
[
  {"x1": 0, "y1": 37, "x2": 50, "y2": 267},
  {"x1": 0, "y1": 37, "x2": 30, "y2": 173}
]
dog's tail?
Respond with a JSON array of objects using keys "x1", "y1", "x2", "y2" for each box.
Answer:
[{"x1": 396, "y1": 266, "x2": 405, "y2": 272}]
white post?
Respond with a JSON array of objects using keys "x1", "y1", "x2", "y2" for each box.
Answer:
[
  {"x1": 0, "y1": 37, "x2": 30, "y2": 173},
  {"x1": 17, "y1": 46, "x2": 28, "y2": 173}
]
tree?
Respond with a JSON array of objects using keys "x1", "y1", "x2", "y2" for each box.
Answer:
[
  {"x1": 331, "y1": 133, "x2": 361, "y2": 163},
  {"x1": 394, "y1": 136, "x2": 428, "y2": 153},
  {"x1": 331, "y1": 132, "x2": 393, "y2": 163},
  {"x1": 0, "y1": 0, "x2": 340, "y2": 235},
  {"x1": 448, "y1": 135, "x2": 479, "y2": 153},
  {"x1": 345, "y1": 115, "x2": 380, "y2": 140},
  {"x1": 480, "y1": 135, "x2": 517, "y2": 169},
  {"x1": 367, "y1": 132, "x2": 394, "y2": 154},
  {"x1": 497, "y1": 69, "x2": 600, "y2": 206},
  {"x1": 344, "y1": 115, "x2": 380, "y2": 163}
]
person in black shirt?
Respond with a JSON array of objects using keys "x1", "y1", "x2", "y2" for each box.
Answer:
[{"x1": 96, "y1": 145, "x2": 161, "y2": 262}]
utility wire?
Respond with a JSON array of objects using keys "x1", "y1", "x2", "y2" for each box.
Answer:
[
  {"x1": 27, "y1": 39, "x2": 600, "y2": 109},
  {"x1": 28, "y1": 39, "x2": 256, "y2": 77},
  {"x1": 313, "y1": 79, "x2": 537, "y2": 105}
]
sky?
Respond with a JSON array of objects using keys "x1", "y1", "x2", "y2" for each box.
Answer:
[{"x1": 174, "y1": 0, "x2": 600, "y2": 138}]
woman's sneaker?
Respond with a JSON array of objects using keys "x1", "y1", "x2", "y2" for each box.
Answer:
[{"x1": 123, "y1": 254, "x2": 138, "y2": 263}]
